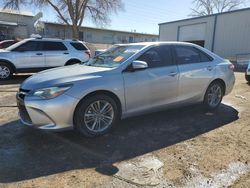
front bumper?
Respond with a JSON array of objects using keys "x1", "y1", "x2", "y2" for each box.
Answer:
[{"x1": 16, "y1": 92, "x2": 79, "y2": 130}]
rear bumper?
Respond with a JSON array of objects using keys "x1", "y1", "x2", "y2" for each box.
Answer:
[
  {"x1": 17, "y1": 93, "x2": 79, "y2": 130},
  {"x1": 225, "y1": 73, "x2": 235, "y2": 95}
]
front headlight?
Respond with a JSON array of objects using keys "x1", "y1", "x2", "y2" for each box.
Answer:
[{"x1": 31, "y1": 85, "x2": 72, "y2": 99}]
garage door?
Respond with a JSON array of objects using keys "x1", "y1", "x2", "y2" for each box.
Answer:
[{"x1": 179, "y1": 23, "x2": 206, "y2": 42}]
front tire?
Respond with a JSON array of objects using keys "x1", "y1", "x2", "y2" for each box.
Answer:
[
  {"x1": 203, "y1": 81, "x2": 224, "y2": 110},
  {"x1": 74, "y1": 95, "x2": 119, "y2": 137},
  {"x1": 0, "y1": 63, "x2": 13, "y2": 80}
]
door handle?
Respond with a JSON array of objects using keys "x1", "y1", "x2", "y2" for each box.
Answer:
[
  {"x1": 36, "y1": 53, "x2": 43, "y2": 55},
  {"x1": 168, "y1": 72, "x2": 178, "y2": 77},
  {"x1": 207, "y1": 66, "x2": 213, "y2": 71},
  {"x1": 64, "y1": 52, "x2": 69, "y2": 54}
]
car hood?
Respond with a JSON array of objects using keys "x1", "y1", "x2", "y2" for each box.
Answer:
[
  {"x1": 21, "y1": 64, "x2": 112, "y2": 90},
  {"x1": 0, "y1": 49, "x2": 10, "y2": 53}
]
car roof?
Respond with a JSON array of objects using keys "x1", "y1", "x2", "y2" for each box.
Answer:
[
  {"x1": 116, "y1": 41, "x2": 199, "y2": 47},
  {"x1": 23, "y1": 38, "x2": 83, "y2": 43}
]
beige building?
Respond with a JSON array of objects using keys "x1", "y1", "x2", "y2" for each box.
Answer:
[
  {"x1": 0, "y1": 10, "x2": 42, "y2": 40},
  {"x1": 36, "y1": 21, "x2": 158, "y2": 44},
  {"x1": 159, "y1": 8, "x2": 250, "y2": 60}
]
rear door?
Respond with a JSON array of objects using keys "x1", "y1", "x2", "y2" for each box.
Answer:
[
  {"x1": 123, "y1": 45, "x2": 179, "y2": 114},
  {"x1": 13, "y1": 41, "x2": 45, "y2": 69},
  {"x1": 43, "y1": 41, "x2": 69, "y2": 67},
  {"x1": 173, "y1": 45, "x2": 215, "y2": 102}
]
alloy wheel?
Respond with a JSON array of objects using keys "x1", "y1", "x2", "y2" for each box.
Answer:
[
  {"x1": 207, "y1": 84, "x2": 222, "y2": 108},
  {"x1": 0, "y1": 65, "x2": 10, "y2": 79},
  {"x1": 84, "y1": 100, "x2": 114, "y2": 133}
]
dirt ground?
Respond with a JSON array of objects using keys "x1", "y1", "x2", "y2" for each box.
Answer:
[{"x1": 0, "y1": 73, "x2": 249, "y2": 188}]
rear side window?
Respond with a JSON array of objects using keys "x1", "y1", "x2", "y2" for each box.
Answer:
[
  {"x1": 175, "y1": 46, "x2": 213, "y2": 64},
  {"x1": 70, "y1": 42, "x2": 88, "y2": 51},
  {"x1": 137, "y1": 45, "x2": 174, "y2": 68},
  {"x1": 43, "y1": 41, "x2": 67, "y2": 51}
]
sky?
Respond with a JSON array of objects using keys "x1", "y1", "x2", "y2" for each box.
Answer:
[{"x1": 1, "y1": 0, "x2": 250, "y2": 35}]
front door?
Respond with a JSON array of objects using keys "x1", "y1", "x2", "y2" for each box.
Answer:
[
  {"x1": 13, "y1": 41, "x2": 45, "y2": 69},
  {"x1": 123, "y1": 45, "x2": 179, "y2": 114}
]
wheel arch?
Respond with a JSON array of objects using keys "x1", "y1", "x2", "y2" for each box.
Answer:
[
  {"x1": 0, "y1": 59, "x2": 16, "y2": 73},
  {"x1": 73, "y1": 90, "x2": 122, "y2": 124},
  {"x1": 208, "y1": 78, "x2": 226, "y2": 95},
  {"x1": 65, "y1": 58, "x2": 82, "y2": 66}
]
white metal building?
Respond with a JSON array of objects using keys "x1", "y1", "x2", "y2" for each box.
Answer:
[
  {"x1": 159, "y1": 8, "x2": 250, "y2": 60},
  {"x1": 0, "y1": 10, "x2": 42, "y2": 40},
  {"x1": 36, "y1": 21, "x2": 159, "y2": 44}
]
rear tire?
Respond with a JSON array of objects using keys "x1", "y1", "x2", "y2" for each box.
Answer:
[
  {"x1": 203, "y1": 81, "x2": 224, "y2": 110},
  {"x1": 0, "y1": 62, "x2": 13, "y2": 80},
  {"x1": 74, "y1": 94, "x2": 119, "y2": 137}
]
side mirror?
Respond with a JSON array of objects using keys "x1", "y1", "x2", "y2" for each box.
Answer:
[{"x1": 131, "y1": 60, "x2": 148, "y2": 70}]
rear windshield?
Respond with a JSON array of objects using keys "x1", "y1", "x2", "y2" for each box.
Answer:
[{"x1": 70, "y1": 42, "x2": 88, "y2": 50}]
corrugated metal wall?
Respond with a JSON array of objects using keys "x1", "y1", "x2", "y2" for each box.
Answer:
[
  {"x1": 159, "y1": 8, "x2": 250, "y2": 59},
  {"x1": 213, "y1": 10, "x2": 250, "y2": 59}
]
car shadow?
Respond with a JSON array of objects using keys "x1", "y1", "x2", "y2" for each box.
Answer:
[
  {"x1": 0, "y1": 74, "x2": 31, "y2": 85},
  {"x1": 0, "y1": 103, "x2": 239, "y2": 183}
]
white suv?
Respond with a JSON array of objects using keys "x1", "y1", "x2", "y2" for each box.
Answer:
[{"x1": 0, "y1": 38, "x2": 90, "y2": 80}]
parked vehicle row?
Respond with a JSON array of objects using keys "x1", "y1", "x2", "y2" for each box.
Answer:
[
  {"x1": 0, "y1": 38, "x2": 90, "y2": 80},
  {"x1": 16, "y1": 42, "x2": 235, "y2": 137}
]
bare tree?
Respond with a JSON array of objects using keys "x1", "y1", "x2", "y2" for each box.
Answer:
[
  {"x1": 3, "y1": 0, "x2": 123, "y2": 39},
  {"x1": 190, "y1": 0, "x2": 246, "y2": 16}
]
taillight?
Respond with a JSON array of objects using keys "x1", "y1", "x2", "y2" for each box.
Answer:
[
  {"x1": 229, "y1": 64, "x2": 235, "y2": 71},
  {"x1": 85, "y1": 50, "x2": 91, "y2": 58}
]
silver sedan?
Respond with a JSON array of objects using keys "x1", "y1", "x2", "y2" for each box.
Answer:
[{"x1": 17, "y1": 42, "x2": 235, "y2": 137}]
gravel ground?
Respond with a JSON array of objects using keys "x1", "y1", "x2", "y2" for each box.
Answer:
[{"x1": 0, "y1": 73, "x2": 249, "y2": 188}]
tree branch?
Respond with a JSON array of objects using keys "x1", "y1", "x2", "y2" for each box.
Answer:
[{"x1": 47, "y1": 0, "x2": 70, "y2": 25}]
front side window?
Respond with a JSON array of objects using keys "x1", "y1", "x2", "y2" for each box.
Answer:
[
  {"x1": 137, "y1": 45, "x2": 174, "y2": 68},
  {"x1": 13, "y1": 41, "x2": 42, "y2": 52},
  {"x1": 43, "y1": 41, "x2": 67, "y2": 51},
  {"x1": 175, "y1": 46, "x2": 213, "y2": 64},
  {"x1": 85, "y1": 45, "x2": 145, "y2": 68}
]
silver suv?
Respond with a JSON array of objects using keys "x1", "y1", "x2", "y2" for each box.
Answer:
[{"x1": 0, "y1": 38, "x2": 90, "y2": 80}]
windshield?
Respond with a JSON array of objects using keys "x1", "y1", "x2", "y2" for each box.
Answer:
[{"x1": 85, "y1": 45, "x2": 145, "y2": 68}]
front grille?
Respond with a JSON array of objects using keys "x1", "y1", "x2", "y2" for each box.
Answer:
[{"x1": 17, "y1": 101, "x2": 32, "y2": 124}]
